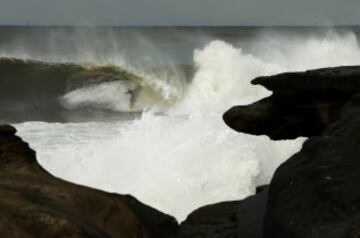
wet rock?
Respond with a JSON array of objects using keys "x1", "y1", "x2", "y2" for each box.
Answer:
[{"x1": 0, "y1": 124, "x2": 178, "y2": 238}]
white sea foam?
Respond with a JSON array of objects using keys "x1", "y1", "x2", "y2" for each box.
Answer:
[
  {"x1": 16, "y1": 115, "x2": 303, "y2": 221},
  {"x1": 15, "y1": 30, "x2": 360, "y2": 221}
]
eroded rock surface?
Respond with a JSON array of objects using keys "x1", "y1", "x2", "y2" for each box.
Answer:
[{"x1": 0, "y1": 124, "x2": 178, "y2": 238}]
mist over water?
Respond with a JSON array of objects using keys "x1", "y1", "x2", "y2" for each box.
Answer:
[
  {"x1": 176, "y1": 31, "x2": 360, "y2": 114},
  {"x1": 10, "y1": 27, "x2": 360, "y2": 221}
]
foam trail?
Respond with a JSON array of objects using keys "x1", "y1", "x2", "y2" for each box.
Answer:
[{"x1": 15, "y1": 31, "x2": 360, "y2": 222}]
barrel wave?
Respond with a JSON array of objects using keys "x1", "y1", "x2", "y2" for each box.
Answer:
[{"x1": 0, "y1": 57, "x2": 185, "y2": 122}]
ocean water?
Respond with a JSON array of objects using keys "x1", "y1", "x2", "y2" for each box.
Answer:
[{"x1": 2, "y1": 26, "x2": 360, "y2": 221}]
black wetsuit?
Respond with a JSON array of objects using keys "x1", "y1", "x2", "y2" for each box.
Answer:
[{"x1": 126, "y1": 86, "x2": 140, "y2": 107}]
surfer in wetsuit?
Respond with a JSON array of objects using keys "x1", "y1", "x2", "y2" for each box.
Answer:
[{"x1": 126, "y1": 85, "x2": 140, "y2": 109}]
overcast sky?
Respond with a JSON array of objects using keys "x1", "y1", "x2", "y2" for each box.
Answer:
[{"x1": 1, "y1": 0, "x2": 359, "y2": 26}]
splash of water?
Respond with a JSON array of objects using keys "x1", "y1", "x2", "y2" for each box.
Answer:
[{"x1": 175, "y1": 31, "x2": 360, "y2": 114}]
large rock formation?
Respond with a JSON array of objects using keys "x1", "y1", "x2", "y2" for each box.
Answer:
[
  {"x1": 263, "y1": 94, "x2": 360, "y2": 238},
  {"x1": 224, "y1": 66, "x2": 359, "y2": 140},
  {"x1": 0, "y1": 124, "x2": 178, "y2": 238},
  {"x1": 222, "y1": 66, "x2": 360, "y2": 238}
]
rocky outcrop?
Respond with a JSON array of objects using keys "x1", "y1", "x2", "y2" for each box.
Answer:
[
  {"x1": 264, "y1": 94, "x2": 360, "y2": 238},
  {"x1": 0, "y1": 124, "x2": 178, "y2": 237},
  {"x1": 223, "y1": 66, "x2": 360, "y2": 238},
  {"x1": 224, "y1": 66, "x2": 360, "y2": 140},
  {"x1": 178, "y1": 186, "x2": 268, "y2": 238}
]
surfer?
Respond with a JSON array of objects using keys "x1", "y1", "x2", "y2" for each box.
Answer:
[{"x1": 126, "y1": 85, "x2": 140, "y2": 109}]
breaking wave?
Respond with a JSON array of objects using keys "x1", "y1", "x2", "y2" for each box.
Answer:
[{"x1": 0, "y1": 57, "x2": 187, "y2": 122}]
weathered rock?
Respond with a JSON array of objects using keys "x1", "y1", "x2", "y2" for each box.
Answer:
[
  {"x1": 263, "y1": 94, "x2": 360, "y2": 238},
  {"x1": 178, "y1": 186, "x2": 268, "y2": 238},
  {"x1": 224, "y1": 66, "x2": 360, "y2": 139},
  {"x1": 0, "y1": 125, "x2": 178, "y2": 238}
]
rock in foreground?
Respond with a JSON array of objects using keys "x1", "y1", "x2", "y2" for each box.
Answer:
[
  {"x1": 223, "y1": 66, "x2": 360, "y2": 238},
  {"x1": 264, "y1": 94, "x2": 360, "y2": 238},
  {"x1": 0, "y1": 124, "x2": 178, "y2": 238},
  {"x1": 178, "y1": 186, "x2": 268, "y2": 238}
]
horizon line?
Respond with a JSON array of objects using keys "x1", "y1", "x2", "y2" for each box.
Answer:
[{"x1": 0, "y1": 24, "x2": 360, "y2": 28}]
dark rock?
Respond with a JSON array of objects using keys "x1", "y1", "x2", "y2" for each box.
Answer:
[
  {"x1": 223, "y1": 66, "x2": 360, "y2": 237},
  {"x1": 236, "y1": 186, "x2": 268, "y2": 238},
  {"x1": 224, "y1": 66, "x2": 360, "y2": 139},
  {"x1": 252, "y1": 66, "x2": 360, "y2": 96},
  {"x1": 178, "y1": 186, "x2": 268, "y2": 238},
  {"x1": 224, "y1": 95, "x2": 347, "y2": 139},
  {"x1": 0, "y1": 124, "x2": 178, "y2": 238},
  {"x1": 263, "y1": 94, "x2": 360, "y2": 238}
]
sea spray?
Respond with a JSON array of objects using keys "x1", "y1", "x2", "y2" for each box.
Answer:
[
  {"x1": 173, "y1": 40, "x2": 278, "y2": 114},
  {"x1": 175, "y1": 32, "x2": 360, "y2": 114}
]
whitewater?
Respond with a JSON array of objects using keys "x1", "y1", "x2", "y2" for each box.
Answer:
[{"x1": 8, "y1": 29, "x2": 360, "y2": 221}]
